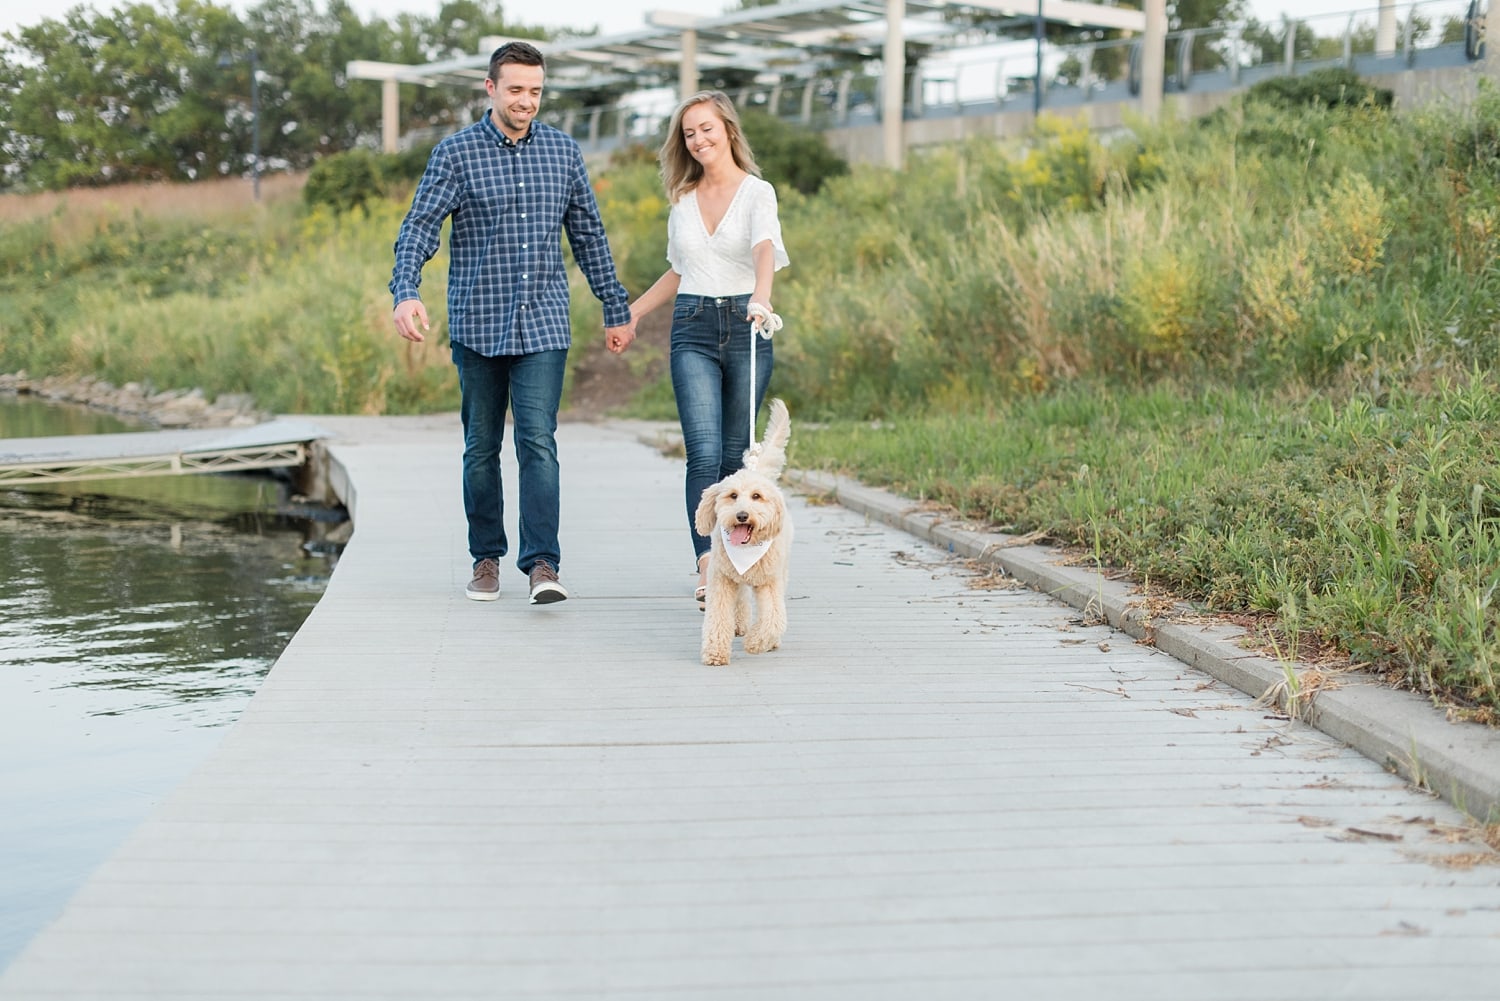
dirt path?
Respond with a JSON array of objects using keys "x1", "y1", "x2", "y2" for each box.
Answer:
[{"x1": 560, "y1": 307, "x2": 671, "y2": 422}]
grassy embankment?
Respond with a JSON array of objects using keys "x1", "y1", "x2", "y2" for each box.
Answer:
[{"x1": 2, "y1": 88, "x2": 1498, "y2": 718}]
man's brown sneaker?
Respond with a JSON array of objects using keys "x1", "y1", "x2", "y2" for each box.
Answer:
[
  {"x1": 465, "y1": 558, "x2": 501, "y2": 601},
  {"x1": 528, "y1": 559, "x2": 568, "y2": 604}
]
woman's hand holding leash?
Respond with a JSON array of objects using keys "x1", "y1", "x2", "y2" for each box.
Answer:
[{"x1": 747, "y1": 301, "x2": 782, "y2": 339}]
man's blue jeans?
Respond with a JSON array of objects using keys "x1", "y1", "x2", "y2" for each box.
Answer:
[
  {"x1": 669, "y1": 293, "x2": 773, "y2": 565},
  {"x1": 452, "y1": 343, "x2": 567, "y2": 574}
]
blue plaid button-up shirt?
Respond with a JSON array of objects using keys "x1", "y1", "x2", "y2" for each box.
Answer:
[{"x1": 390, "y1": 115, "x2": 630, "y2": 356}]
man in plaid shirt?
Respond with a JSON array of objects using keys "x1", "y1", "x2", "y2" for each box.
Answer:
[{"x1": 391, "y1": 41, "x2": 637, "y2": 606}]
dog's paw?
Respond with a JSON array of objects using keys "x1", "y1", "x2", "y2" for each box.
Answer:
[
  {"x1": 701, "y1": 645, "x2": 731, "y2": 666},
  {"x1": 743, "y1": 630, "x2": 781, "y2": 655}
]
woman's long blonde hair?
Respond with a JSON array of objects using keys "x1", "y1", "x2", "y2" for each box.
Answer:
[{"x1": 658, "y1": 91, "x2": 761, "y2": 204}]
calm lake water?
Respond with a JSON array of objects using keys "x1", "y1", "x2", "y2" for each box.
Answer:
[{"x1": 0, "y1": 395, "x2": 335, "y2": 969}]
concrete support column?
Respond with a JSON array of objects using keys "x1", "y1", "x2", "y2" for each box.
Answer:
[
  {"x1": 680, "y1": 29, "x2": 699, "y2": 99},
  {"x1": 1140, "y1": 0, "x2": 1166, "y2": 122},
  {"x1": 1375, "y1": 0, "x2": 1397, "y2": 56},
  {"x1": 381, "y1": 78, "x2": 399, "y2": 153},
  {"x1": 882, "y1": 0, "x2": 905, "y2": 170}
]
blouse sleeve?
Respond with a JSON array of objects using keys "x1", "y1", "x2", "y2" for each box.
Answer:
[{"x1": 748, "y1": 180, "x2": 790, "y2": 271}]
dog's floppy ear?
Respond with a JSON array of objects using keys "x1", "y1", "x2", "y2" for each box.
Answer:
[
  {"x1": 759, "y1": 485, "x2": 787, "y2": 541},
  {"x1": 694, "y1": 483, "x2": 721, "y2": 537}
]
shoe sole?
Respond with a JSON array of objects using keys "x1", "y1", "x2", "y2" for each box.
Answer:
[
  {"x1": 529, "y1": 585, "x2": 568, "y2": 605},
  {"x1": 465, "y1": 588, "x2": 501, "y2": 601}
]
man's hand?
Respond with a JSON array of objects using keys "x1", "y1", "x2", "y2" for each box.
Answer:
[
  {"x1": 605, "y1": 318, "x2": 636, "y2": 355},
  {"x1": 393, "y1": 299, "x2": 430, "y2": 343}
]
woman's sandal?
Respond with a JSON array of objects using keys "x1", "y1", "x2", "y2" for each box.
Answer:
[{"x1": 694, "y1": 584, "x2": 706, "y2": 612}]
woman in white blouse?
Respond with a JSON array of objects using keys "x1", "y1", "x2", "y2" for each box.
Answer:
[{"x1": 627, "y1": 90, "x2": 791, "y2": 610}]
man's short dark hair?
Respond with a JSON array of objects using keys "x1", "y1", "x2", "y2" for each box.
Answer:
[{"x1": 488, "y1": 41, "x2": 545, "y2": 82}]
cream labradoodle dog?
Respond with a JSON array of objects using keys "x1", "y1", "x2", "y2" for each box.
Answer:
[{"x1": 694, "y1": 398, "x2": 793, "y2": 666}]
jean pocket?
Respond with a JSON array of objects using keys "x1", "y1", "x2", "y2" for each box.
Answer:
[{"x1": 672, "y1": 301, "x2": 703, "y2": 322}]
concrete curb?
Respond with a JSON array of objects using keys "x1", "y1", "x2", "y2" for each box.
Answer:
[{"x1": 787, "y1": 468, "x2": 1500, "y2": 824}]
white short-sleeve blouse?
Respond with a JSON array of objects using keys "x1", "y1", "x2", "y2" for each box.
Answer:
[{"x1": 666, "y1": 175, "x2": 790, "y2": 296}]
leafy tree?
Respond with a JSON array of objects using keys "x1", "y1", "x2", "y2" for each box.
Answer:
[
  {"x1": 0, "y1": 0, "x2": 547, "y2": 191},
  {"x1": 0, "y1": 2, "x2": 245, "y2": 188}
]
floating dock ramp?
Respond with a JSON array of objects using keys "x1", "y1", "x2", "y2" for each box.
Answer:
[{"x1": 0, "y1": 419, "x2": 329, "y2": 486}]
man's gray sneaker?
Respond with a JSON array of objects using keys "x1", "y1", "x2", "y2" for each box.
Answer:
[
  {"x1": 528, "y1": 560, "x2": 568, "y2": 604},
  {"x1": 466, "y1": 558, "x2": 501, "y2": 601}
]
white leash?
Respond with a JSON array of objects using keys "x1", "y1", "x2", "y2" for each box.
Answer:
[{"x1": 744, "y1": 302, "x2": 782, "y2": 467}]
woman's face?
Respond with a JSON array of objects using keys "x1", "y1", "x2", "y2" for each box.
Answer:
[{"x1": 681, "y1": 102, "x2": 730, "y2": 168}]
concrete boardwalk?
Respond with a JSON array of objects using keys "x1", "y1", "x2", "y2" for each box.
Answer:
[{"x1": 3, "y1": 414, "x2": 1499, "y2": 999}]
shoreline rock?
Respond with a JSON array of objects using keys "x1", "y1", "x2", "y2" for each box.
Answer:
[{"x1": 0, "y1": 372, "x2": 271, "y2": 429}]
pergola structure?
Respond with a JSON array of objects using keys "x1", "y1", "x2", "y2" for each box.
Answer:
[{"x1": 348, "y1": 0, "x2": 1162, "y2": 169}]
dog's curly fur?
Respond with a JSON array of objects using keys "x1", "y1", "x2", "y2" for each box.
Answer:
[{"x1": 694, "y1": 398, "x2": 793, "y2": 666}]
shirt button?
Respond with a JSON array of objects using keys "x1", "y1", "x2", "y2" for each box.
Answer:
[{"x1": 522, "y1": 244, "x2": 527, "y2": 249}]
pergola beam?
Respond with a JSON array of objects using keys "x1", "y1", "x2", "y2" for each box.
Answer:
[
  {"x1": 961, "y1": 0, "x2": 1146, "y2": 32},
  {"x1": 347, "y1": 0, "x2": 1164, "y2": 155}
]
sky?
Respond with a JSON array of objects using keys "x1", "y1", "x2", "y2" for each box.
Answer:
[{"x1": 0, "y1": 0, "x2": 1401, "y2": 45}]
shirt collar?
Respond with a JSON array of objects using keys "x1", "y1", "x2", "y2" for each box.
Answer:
[{"x1": 482, "y1": 113, "x2": 535, "y2": 148}]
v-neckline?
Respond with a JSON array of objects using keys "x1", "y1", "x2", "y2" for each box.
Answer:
[{"x1": 694, "y1": 176, "x2": 749, "y2": 238}]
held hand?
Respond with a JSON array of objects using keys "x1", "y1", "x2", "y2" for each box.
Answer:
[
  {"x1": 393, "y1": 299, "x2": 430, "y2": 343},
  {"x1": 605, "y1": 319, "x2": 636, "y2": 355}
]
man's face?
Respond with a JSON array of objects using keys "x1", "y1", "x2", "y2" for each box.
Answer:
[{"x1": 486, "y1": 62, "x2": 544, "y2": 140}]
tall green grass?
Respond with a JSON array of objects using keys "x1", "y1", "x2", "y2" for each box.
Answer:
[
  {"x1": 0, "y1": 191, "x2": 459, "y2": 414},
  {"x1": 790, "y1": 374, "x2": 1500, "y2": 718}
]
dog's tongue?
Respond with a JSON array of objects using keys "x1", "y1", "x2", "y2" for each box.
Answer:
[{"x1": 729, "y1": 524, "x2": 753, "y2": 546}]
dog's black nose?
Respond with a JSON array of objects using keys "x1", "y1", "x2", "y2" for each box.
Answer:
[{"x1": 735, "y1": 512, "x2": 749, "y2": 523}]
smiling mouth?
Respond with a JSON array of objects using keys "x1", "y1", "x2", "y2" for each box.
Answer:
[{"x1": 728, "y1": 523, "x2": 753, "y2": 545}]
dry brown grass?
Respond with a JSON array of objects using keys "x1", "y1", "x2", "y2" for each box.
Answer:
[{"x1": 0, "y1": 173, "x2": 305, "y2": 238}]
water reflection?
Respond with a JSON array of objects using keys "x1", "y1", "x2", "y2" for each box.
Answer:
[
  {"x1": 0, "y1": 393, "x2": 140, "y2": 438},
  {"x1": 0, "y1": 503, "x2": 324, "y2": 720},
  {"x1": 0, "y1": 395, "x2": 336, "y2": 969}
]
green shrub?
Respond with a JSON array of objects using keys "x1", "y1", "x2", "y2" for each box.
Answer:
[
  {"x1": 1246, "y1": 67, "x2": 1394, "y2": 111},
  {"x1": 739, "y1": 111, "x2": 849, "y2": 196},
  {"x1": 303, "y1": 149, "x2": 385, "y2": 213},
  {"x1": 380, "y1": 142, "x2": 438, "y2": 185}
]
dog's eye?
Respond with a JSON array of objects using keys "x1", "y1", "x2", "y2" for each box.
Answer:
[
  {"x1": 751, "y1": 492, "x2": 762, "y2": 500},
  {"x1": 726, "y1": 491, "x2": 738, "y2": 500}
]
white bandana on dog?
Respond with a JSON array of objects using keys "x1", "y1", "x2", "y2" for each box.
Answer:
[{"x1": 721, "y1": 527, "x2": 773, "y2": 574}]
